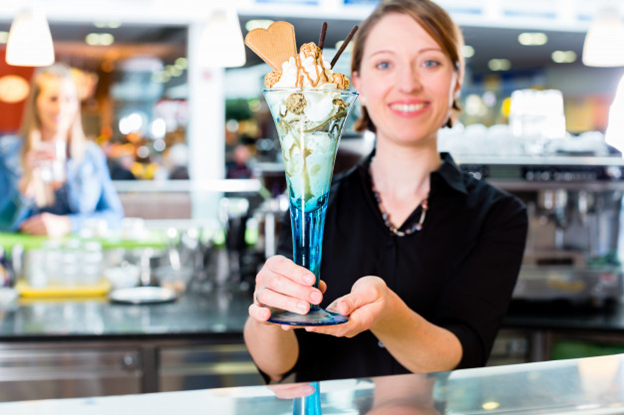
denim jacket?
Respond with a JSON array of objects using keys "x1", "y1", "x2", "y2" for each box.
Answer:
[{"x1": 0, "y1": 135, "x2": 124, "y2": 233}]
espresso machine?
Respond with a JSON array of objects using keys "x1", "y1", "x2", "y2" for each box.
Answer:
[{"x1": 461, "y1": 158, "x2": 624, "y2": 311}]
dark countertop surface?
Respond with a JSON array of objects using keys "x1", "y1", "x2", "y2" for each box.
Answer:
[
  {"x1": 0, "y1": 289, "x2": 253, "y2": 341},
  {"x1": 1, "y1": 289, "x2": 624, "y2": 341},
  {"x1": 502, "y1": 299, "x2": 624, "y2": 333}
]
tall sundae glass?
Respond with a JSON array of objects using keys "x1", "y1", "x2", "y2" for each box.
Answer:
[{"x1": 263, "y1": 87, "x2": 358, "y2": 325}]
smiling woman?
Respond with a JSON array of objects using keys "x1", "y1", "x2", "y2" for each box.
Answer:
[{"x1": 244, "y1": 0, "x2": 528, "y2": 384}]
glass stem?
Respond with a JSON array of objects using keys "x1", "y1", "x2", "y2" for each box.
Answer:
[{"x1": 290, "y1": 194, "x2": 329, "y2": 312}]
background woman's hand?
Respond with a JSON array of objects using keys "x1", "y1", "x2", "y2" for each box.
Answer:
[
  {"x1": 20, "y1": 213, "x2": 71, "y2": 238},
  {"x1": 249, "y1": 255, "x2": 326, "y2": 325},
  {"x1": 18, "y1": 146, "x2": 57, "y2": 198},
  {"x1": 305, "y1": 276, "x2": 392, "y2": 338}
]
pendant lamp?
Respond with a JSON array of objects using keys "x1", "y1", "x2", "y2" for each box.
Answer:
[
  {"x1": 6, "y1": 6, "x2": 55, "y2": 67},
  {"x1": 199, "y1": 8, "x2": 246, "y2": 68},
  {"x1": 582, "y1": 7, "x2": 624, "y2": 67}
]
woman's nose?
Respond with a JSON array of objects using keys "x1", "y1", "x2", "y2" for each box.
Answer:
[{"x1": 398, "y1": 66, "x2": 422, "y2": 93}]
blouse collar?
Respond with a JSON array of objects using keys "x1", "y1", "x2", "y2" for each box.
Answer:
[{"x1": 356, "y1": 150, "x2": 468, "y2": 196}]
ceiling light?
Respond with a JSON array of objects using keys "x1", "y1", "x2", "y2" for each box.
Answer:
[
  {"x1": 488, "y1": 59, "x2": 511, "y2": 71},
  {"x1": 245, "y1": 19, "x2": 274, "y2": 32},
  {"x1": 552, "y1": 50, "x2": 577, "y2": 64},
  {"x1": 94, "y1": 21, "x2": 121, "y2": 29},
  {"x1": 583, "y1": 8, "x2": 624, "y2": 67},
  {"x1": 85, "y1": 33, "x2": 114, "y2": 46},
  {"x1": 85, "y1": 33, "x2": 99, "y2": 45},
  {"x1": 99, "y1": 33, "x2": 114, "y2": 46},
  {"x1": 518, "y1": 32, "x2": 548, "y2": 46},
  {"x1": 200, "y1": 8, "x2": 246, "y2": 68},
  {"x1": 5, "y1": 6, "x2": 55, "y2": 67},
  {"x1": 0, "y1": 31, "x2": 8, "y2": 44},
  {"x1": 463, "y1": 45, "x2": 475, "y2": 58},
  {"x1": 606, "y1": 74, "x2": 624, "y2": 152}
]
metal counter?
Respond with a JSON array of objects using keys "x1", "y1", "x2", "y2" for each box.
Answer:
[{"x1": 2, "y1": 353, "x2": 624, "y2": 414}]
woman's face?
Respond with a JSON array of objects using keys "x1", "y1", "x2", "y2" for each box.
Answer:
[
  {"x1": 36, "y1": 76, "x2": 79, "y2": 140},
  {"x1": 353, "y1": 13, "x2": 461, "y2": 148}
]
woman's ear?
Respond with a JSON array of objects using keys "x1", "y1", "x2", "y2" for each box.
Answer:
[
  {"x1": 352, "y1": 71, "x2": 365, "y2": 105},
  {"x1": 453, "y1": 69, "x2": 464, "y2": 100}
]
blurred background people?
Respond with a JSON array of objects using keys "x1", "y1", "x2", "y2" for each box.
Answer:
[
  {"x1": 226, "y1": 143, "x2": 253, "y2": 179},
  {"x1": 0, "y1": 63, "x2": 124, "y2": 238}
]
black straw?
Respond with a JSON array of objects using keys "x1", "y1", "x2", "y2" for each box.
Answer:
[
  {"x1": 318, "y1": 22, "x2": 328, "y2": 50},
  {"x1": 331, "y1": 25, "x2": 358, "y2": 68}
]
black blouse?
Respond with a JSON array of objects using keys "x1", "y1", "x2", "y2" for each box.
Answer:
[{"x1": 276, "y1": 152, "x2": 528, "y2": 382}]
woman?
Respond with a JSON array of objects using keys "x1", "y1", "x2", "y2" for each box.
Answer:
[
  {"x1": 0, "y1": 63, "x2": 123, "y2": 238},
  {"x1": 245, "y1": 0, "x2": 528, "y2": 382}
]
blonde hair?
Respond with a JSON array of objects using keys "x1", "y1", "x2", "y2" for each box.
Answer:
[
  {"x1": 351, "y1": 0, "x2": 465, "y2": 133},
  {"x1": 19, "y1": 63, "x2": 87, "y2": 169}
]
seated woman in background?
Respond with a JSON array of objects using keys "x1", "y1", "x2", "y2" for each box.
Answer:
[{"x1": 0, "y1": 63, "x2": 123, "y2": 238}]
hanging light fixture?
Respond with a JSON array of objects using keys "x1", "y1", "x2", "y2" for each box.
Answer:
[
  {"x1": 5, "y1": 5, "x2": 55, "y2": 67},
  {"x1": 582, "y1": 7, "x2": 624, "y2": 67},
  {"x1": 199, "y1": 8, "x2": 246, "y2": 68},
  {"x1": 605, "y1": 74, "x2": 624, "y2": 154}
]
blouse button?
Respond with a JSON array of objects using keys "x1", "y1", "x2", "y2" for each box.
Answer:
[{"x1": 377, "y1": 341, "x2": 385, "y2": 349}]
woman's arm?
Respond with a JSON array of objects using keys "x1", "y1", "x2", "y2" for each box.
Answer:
[
  {"x1": 244, "y1": 317, "x2": 299, "y2": 382},
  {"x1": 244, "y1": 255, "x2": 325, "y2": 381},
  {"x1": 0, "y1": 140, "x2": 34, "y2": 232},
  {"x1": 67, "y1": 145, "x2": 124, "y2": 232}
]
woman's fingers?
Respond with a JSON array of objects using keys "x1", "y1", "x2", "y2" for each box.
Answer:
[
  {"x1": 254, "y1": 256, "x2": 323, "y2": 313},
  {"x1": 248, "y1": 303, "x2": 271, "y2": 322},
  {"x1": 265, "y1": 255, "x2": 316, "y2": 285},
  {"x1": 256, "y1": 285, "x2": 312, "y2": 315}
]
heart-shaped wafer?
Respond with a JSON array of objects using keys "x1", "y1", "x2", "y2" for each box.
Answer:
[{"x1": 245, "y1": 21, "x2": 297, "y2": 71}]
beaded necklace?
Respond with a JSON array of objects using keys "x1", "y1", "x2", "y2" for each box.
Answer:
[{"x1": 369, "y1": 164, "x2": 429, "y2": 237}]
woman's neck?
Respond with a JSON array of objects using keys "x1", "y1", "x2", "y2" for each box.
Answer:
[{"x1": 370, "y1": 136, "x2": 442, "y2": 201}]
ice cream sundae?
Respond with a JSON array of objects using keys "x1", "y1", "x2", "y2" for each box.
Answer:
[{"x1": 246, "y1": 22, "x2": 357, "y2": 210}]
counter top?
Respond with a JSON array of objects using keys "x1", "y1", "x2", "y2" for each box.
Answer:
[
  {"x1": 2, "y1": 353, "x2": 624, "y2": 414},
  {"x1": 503, "y1": 302, "x2": 624, "y2": 333},
  {"x1": 0, "y1": 290, "x2": 252, "y2": 341},
  {"x1": 2, "y1": 290, "x2": 624, "y2": 341}
]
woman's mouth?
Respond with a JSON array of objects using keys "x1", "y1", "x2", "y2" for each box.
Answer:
[{"x1": 389, "y1": 102, "x2": 428, "y2": 116}]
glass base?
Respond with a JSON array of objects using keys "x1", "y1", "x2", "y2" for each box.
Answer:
[{"x1": 268, "y1": 308, "x2": 348, "y2": 326}]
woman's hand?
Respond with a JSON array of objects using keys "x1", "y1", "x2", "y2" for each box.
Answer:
[
  {"x1": 24, "y1": 146, "x2": 56, "y2": 171},
  {"x1": 249, "y1": 255, "x2": 326, "y2": 325},
  {"x1": 268, "y1": 383, "x2": 316, "y2": 400},
  {"x1": 20, "y1": 213, "x2": 71, "y2": 238},
  {"x1": 304, "y1": 276, "x2": 393, "y2": 338},
  {"x1": 18, "y1": 146, "x2": 57, "y2": 198}
]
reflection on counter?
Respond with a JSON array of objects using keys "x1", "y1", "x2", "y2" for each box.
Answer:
[{"x1": 3, "y1": 354, "x2": 624, "y2": 414}]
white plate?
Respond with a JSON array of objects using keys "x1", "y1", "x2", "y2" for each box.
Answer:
[{"x1": 109, "y1": 286, "x2": 177, "y2": 304}]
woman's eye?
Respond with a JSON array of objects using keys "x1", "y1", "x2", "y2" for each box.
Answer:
[
  {"x1": 422, "y1": 60, "x2": 440, "y2": 68},
  {"x1": 375, "y1": 61, "x2": 391, "y2": 70}
]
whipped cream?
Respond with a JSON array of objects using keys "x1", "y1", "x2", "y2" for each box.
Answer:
[{"x1": 274, "y1": 53, "x2": 333, "y2": 88}]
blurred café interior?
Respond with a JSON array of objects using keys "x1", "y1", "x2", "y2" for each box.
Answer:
[{"x1": 3, "y1": 0, "x2": 624, "y2": 411}]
